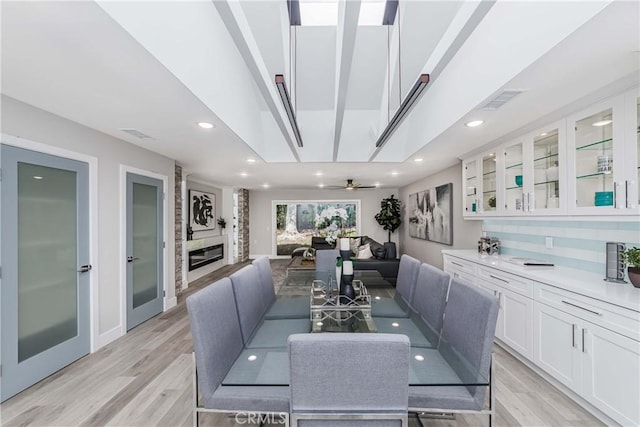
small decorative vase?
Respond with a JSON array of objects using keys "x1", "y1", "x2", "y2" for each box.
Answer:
[
  {"x1": 628, "y1": 267, "x2": 640, "y2": 288},
  {"x1": 341, "y1": 274, "x2": 355, "y2": 304}
]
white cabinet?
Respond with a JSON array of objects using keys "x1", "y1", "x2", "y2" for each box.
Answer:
[
  {"x1": 462, "y1": 86, "x2": 639, "y2": 218},
  {"x1": 534, "y1": 301, "x2": 640, "y2": 426},
  {"x1": 442, "y1": 251, "x2": 640, "y2": 426},
  {"x1": 582, "y1": 321, "x2": 640, "y2": 427},
  {"x1": 533, "y1": 302, "x2": 583, "y2": 391},
  {"x1": 477, "y1": 268, "x2": 534, "y2": 361},
  {"x1": 567, "y1": 89, "x2": 639, "y2": 215}
]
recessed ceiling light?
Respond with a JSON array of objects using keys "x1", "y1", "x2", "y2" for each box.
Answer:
[
  {"x1": 247, "y1": 355, "x2": 257, "y2": 361},
  {"x1": 314, "y1": 171, "x2": 323, "y2": 176},
  {"x1": 465, "y1": 120, "x2": 484, "y2": 128},
  {"x1": 374, "y1": 182, "x2": 381, "y2": 187},
  {"x1": 374, "y1": 296, "x2": 381, "y2": 300},
  {"x1": 262, "y1": 183, "x2": 269, "y2": 188},
  {"x1": 318, "y1": 183, "x2": 325, "y2": 188},
  {"x1": 414, "y1": 355, "x2": 425, "y2": 362},
  {"x1": 247, "y1": 158, "x2": 256, "y2": 163},
  {"x1": 540, "y1": 132, "x2": 548, "y2": 136},
  {"x1": 391, "y1": 322, "x2": 399, "y2": 328},
  {"x1": 413, "y1": 158, "x2": 423, "y2": 163},
  {"x1": 489, "y1": 153, "x2": 495, "y2": 157},
  {"x1": 316, "y1": 322, "x2": 323, "y2": 327},
  {"x1": 33, "y1": 176, "x2": 43, "y2": 180},
  {"x1": 197, "y1": 122, "x2": 215, "y2": 129},
  {"x1": 391, "y1": 171, "x2": 399, "y2": 176},
  {"x1": 240, "y1": 172, "x2": 248, "y2": 177},
  {"x1": 592, "y1": 120, "x2": 612, "y2": 127}
]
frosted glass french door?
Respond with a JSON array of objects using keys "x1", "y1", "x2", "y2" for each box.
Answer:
[
  {"x1": 1, "y1": 145, "x2": 90, "y2": 402},
  {"x1": 126, "y1": 173, "x2": 163, "y2": 330}
]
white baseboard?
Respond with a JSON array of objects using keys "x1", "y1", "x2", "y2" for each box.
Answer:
[
  {"x1": 164, "y1": 296, "x2": 177, "y2": 310},
  {"x1": 95, "y1": 325, "x2": 123, "y2": 351}
]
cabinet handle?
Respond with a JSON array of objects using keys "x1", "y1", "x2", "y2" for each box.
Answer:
[
  {"x1": 528, "y1": 192, "x2": 534, "y2": 212},
  {"x1": 453, "y1": 273, "x2": 459, "y2": 278},
  {"x1": 451, "y1": 261, "x2": 464, "y2": 268},
  {"x1": 489, "y1": 274, "x2": 509, "y2": 284},
  {"x1": 625, "y1": 180, "x2": 629, "y2": 209},
  {"x1": 572, "y1": 324, "x2": 577, "y2": 348},
  {"x1": 561, "y1": 300, "x2": 602, "y2": 316},
  {"x1": 613, "y1": 182, "x2": 618, "y2": 209},
  {"x1": 582, "y1": 328, "x2": 586, "y2": 353}
]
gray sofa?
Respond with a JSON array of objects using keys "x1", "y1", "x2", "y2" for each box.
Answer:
[{"x1": 312, "y1": 235, "x2": 400, "y2": 286}]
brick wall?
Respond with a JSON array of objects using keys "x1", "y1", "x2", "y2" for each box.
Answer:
[
  {"x1": 174, "y1": 164, "x2": 183, "y2": 295},
  {"x1": 238, "y1": 188, "x2": 250, "y2": 261}
]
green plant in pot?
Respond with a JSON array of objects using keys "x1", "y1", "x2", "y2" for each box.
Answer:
[
  {"x1": 374, "y1": 195, "x2": 402, "y2": 259},
  {"x1": 622, "y1": 246, "x2": 640, "y2": 288}
]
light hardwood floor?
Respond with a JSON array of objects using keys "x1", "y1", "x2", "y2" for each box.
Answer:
[{"x1": 1, "y1": 260, "x2": 604, "y2": 427}]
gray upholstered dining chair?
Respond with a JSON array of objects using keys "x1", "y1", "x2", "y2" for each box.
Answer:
[
  {"x1": 253, "y1": 256, "x2": 309, "y2": 319},
  {"x1": 230, "y1": 265, "x2": 309, "y2": 348},
  {"x1": 288, "y1": 333, "x2": 410, "y2": 427},
  {"x1": 411, "y1": 263, "x2": 451, "y2": 340},
  {"x1": 186, "y1": 278, "x2": 290, "y2": 427},
  {"x1": 315, "y1": 248, "x2": 340, "y2": 273},
  {"x1": 372, "y1": 254, "x2": 421, "y2": 318},
  {"x1": 409, "y1": 277, "x2": 499, "y2": 426}
]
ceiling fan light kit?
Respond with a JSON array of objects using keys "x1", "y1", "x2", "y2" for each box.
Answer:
[
  {"x1": 375, "y1": 73, "x2": 430, "y2": 149},
  {"x1": 275, "y1": 74, "x2": 304, "y2": 148}
]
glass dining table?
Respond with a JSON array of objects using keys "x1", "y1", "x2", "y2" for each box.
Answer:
[{"x1": 222, "y1": 269, "x2": 489, "y2": 389}]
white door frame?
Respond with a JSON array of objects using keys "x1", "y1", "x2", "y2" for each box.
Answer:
[
  {"x1": 119, "y1": 165, "x2": 170, "y2": 336},
  {"x1": 0, "y1": 134, "x2": 100, "y2": 352}
]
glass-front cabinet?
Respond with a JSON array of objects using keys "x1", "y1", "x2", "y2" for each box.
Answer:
[
  {"x1": 463, "y1": 159, "x2": 478, "y2": 215},
  {"x1": 530, "y1": 125, "x2": 565, "y2": 213},
  {"x1": 482, "y1": 153, "x2": 497, "y2": 212},
  {"x1": 567, "y1": 93, "x2": 637, "y2": 215},
  {"x1": 503, "y1": 141, "x2": 525, "y2": 214},
  {"x1": 623, "y1": 91, "x2": 640, "y2": 212},
  {"x1": 462, "y1": 154, "x2": 500, "y2": 217}
]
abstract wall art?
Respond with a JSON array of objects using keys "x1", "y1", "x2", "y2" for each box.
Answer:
[
  {"x1": 190, "y1": 190, "x2": 216, "y2": 231},
  {"x1": 408, "y1": 183, "x2": 453, "y2": 245}
]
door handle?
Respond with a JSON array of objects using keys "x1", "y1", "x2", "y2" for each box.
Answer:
[
  {"x1": 78, "y1": 264, "x2": 92, "y2": 273},
  {"x1": 127, "y1": 256, "x2": 140, "y2": 263}
]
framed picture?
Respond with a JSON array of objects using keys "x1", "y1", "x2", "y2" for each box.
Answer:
[
  {"x1": 408, "y1": 183, "x2": 453, "y2": 245},
  {"x1": 189, "y1": 190, "x2": 216, "y2": 231}
]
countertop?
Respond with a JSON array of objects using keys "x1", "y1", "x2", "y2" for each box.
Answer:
[{"x1": 443, "y1": 249, "x2": 640, "y2": 313}]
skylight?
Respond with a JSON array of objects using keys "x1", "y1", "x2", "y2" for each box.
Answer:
[
  {"x1": 298, "y1": 0, "x2": 387, "y2": 26},
  {"x1": 299, "y1": 0, "x2": 338, "y2": 26}
]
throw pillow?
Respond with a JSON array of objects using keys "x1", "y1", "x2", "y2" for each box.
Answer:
[
  {"x1": 349, "y1": 237, "x2": 361, "y2": 255},
  {"x1": 364, "y1": 238, "x2": 386, "y2": 259},
  {"x1": 372, "y1": 246, "x2": 387, "y2": 260},
  {"x1": 356, "y1": 243, "x2": 373, "y2": 259}
]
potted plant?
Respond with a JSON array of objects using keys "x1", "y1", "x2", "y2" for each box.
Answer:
[
  {"x1": 374, "y1": 195, "x2": 402, "y2": 259},
  {"x1": 622, "y1": 246, "x2": 640, "y2": 287},
  {"x1": 217, "y1": 216, "x2": 227, "y2": 233}
]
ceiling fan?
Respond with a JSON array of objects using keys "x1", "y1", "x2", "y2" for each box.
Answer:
[{"x1": 325, "y1": 179, "x2": 377, "y2": 190}]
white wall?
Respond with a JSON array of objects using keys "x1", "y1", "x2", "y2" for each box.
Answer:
[
  {"x1": 249, "y1": 188, "x2": 401, "y2": 257},
  {"x1": 399, "y1": 162, "x2": 481, "y2": 269},
  {"x1": 1, "y1": 95, "x2": 176, "y2": 348}
]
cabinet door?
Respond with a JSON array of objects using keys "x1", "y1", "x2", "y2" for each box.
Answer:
[
  {"x1": 529, "y1": 122, "x2": 566, "y2": 214},
  {"x1": 477, "y1": 278, "x2": 504, "y2": 340},
  {"x1": 582, "y1": 322, "x2": 640, "y2": 427},
  {"x1": 533, "y1": 302, "x2": 582, "y2": 393},
  {"x1": 463, "y1": 158, "x2": 479, "y2": 216},
  {"x1": 503, "y1": 140, "x2": 526, "y2": 214},
  {"x1": 501, "y1": 290, "x2": 534, "y2": 361},
  {"x1": 481, "y1": 153, "x2": 498, "y2": 214},
  {"x1": 567, "y1": 95, "x2": 626, "y2": 214},
  {"x1": 623, "y1": 90, "x2": 639, "y2": 211}
]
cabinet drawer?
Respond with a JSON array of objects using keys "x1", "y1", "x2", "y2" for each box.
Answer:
[
  {"x1": 443, "y1": 256, "x2": 476, "y2": 275},
  {"x1": 536, "y1": 283, "x2": 639, "y2": 342},
  {"x1": 477, "y1": 266, "x2": 534, "y2": 298}
]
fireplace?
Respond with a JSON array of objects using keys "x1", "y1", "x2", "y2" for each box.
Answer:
[{"x1": 189, "y1": 244, "x2": 224, "y2": 271}]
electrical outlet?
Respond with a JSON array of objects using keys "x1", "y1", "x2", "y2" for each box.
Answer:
[{"x1": 545, "y1": 237, "x2": 553, "y2": 249}]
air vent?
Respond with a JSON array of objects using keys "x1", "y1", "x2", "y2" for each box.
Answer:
[
  {"x1": 481, "y1": 90, "x2": 525, "y2": 111},
  {"x1": 120, "y1": 128, "x2": 153, "y2": 139}
]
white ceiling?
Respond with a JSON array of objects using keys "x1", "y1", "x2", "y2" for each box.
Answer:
[{"x1": 1, "y1": 1, "x2": 638, "y2": 190}]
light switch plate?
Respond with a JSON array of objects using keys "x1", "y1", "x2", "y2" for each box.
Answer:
[{"x1": 545, "y1": 237, "x2": 553, "y2": 249}]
